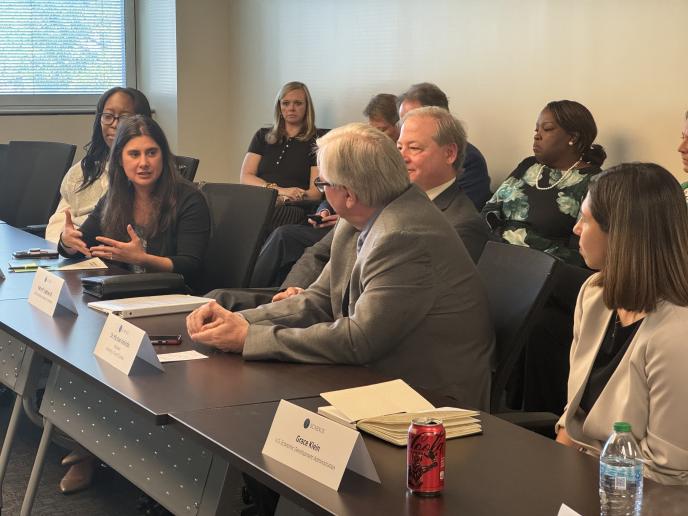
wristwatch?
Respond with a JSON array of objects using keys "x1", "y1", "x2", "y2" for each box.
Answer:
[{"x1": 265, "y1": 182, "x2": 278, "y2": 190}]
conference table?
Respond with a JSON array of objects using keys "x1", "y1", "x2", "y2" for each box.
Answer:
[
  {"x1": 1, "y1": 222, "x2": 687, "y2": 515},
  {"x1": 0, "y1": 223, "x2": 387, "y2": 514}
]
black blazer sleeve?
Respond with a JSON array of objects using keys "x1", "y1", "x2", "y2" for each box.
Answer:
[{"x1": 167, "y1": 184, "x2": 211, "y2": 280}]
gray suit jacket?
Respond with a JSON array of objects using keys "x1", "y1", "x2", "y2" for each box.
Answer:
[
  {"x1": 557, "y1": 274, "x2": 688, "y2": 485},
  {"x1": 282, "y1": 179, "x2": 489, "y2": 288},
  {"x1": 241, "y1": 185, "x2": 494, "y2": 410}
]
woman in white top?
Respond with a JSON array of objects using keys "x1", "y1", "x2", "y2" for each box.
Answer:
[{"x1": 45, "y1": 87, "x2": 152, "y2": 242}]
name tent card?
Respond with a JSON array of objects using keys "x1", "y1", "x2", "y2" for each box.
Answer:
[
  {"x1": 558, "y1": 504, "x2": 583, "y2": 516},
  {"x1": 94, "y1": 313, "x2": 164, "y2": 375},
  {"x1": 262, "y1": 400, "x2": 379, "y2": 491},
  {"x1": 28, "y1": 267, "x2": 77, "y2": 316}
]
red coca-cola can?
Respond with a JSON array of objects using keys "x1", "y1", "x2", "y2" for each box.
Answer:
[{"x1": 407, "y1": 417, "x2": 445, "y2": 496}]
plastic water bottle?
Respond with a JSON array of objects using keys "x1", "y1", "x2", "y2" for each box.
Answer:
[{"x1": 599, "y1": 421, "x2": 643, "y2": 515}]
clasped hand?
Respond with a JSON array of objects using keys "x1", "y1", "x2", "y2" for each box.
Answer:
[
  {"x1": 186, "y1": 301, "x2": 249, "y2": 353},
  {"x1": 278, "y1": 186, "x2": 306, "y2": 201}
]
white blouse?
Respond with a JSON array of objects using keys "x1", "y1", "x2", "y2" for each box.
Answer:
[{"x1": 45, "y1": 162, "x2": 108, "y2": 243}]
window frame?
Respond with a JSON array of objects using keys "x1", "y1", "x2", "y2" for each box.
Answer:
[{"x1": 0, "y1": 0, "x2": 137, "y2": 114}]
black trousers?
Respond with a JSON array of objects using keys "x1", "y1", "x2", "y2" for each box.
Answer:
[
  {"x1": 522, "y1": 263, "x2": 594, "y2": 414},
  {"x1": 249, "y1": 223, "x2": 331, "y2": 288}
]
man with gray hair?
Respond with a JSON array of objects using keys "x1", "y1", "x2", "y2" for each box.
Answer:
[
  {"x1": 275, "y1": 106, "x2": 489, "y2": 293},
  {"x1": 189, "y1": 122, "x2": 494, "y2": 409}
]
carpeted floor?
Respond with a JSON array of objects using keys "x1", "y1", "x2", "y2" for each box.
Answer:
[{"x1": 0, "y1": 391, "x2": 246, "y2": 515}]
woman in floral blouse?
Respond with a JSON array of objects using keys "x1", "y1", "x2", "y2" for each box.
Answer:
[{"x1": 482, "y1": 100, "x2": 606, "y2": 266}]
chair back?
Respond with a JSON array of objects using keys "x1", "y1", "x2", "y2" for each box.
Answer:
[
  {"x1": 477, "y1": 241, "x2": 559, "y2": 413},
  {"x1": 175, "y1": 155, "x2": 200, "y2": 182},
  {"x1": 0, "y1": 143, "x2": 8, "y2": 180},
  {"x1": 197, "y1": 183, "x2": 276, "y2": 292},
  {"x1": 0, "y1": 141, "x2": 76, "y2": 228}
]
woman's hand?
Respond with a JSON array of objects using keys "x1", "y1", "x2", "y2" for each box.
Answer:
[
  {"x1": 90, "y1": 224, "x2": 146, "y2": 265},
  {"x1": 60, "y1": 209, "x2": 91, "y2": 256},
  {"x1": 555, "y1": 427, "x2": 575, "y2": 447},
  {"x1": 277, "y1": 186, "x2": 306, "y2": 201}
]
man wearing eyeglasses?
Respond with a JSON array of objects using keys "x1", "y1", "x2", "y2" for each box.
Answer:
[
  {"x1": 209, "y1": 107, "x2": 489, "y2": 313},
  {"x1": 188, "y1": 121, "x2": 494, "y2": 410}
]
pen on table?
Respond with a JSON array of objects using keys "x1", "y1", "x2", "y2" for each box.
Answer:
[{"x1": 9, "y1": 264, "x2": 39, "y2": 272}]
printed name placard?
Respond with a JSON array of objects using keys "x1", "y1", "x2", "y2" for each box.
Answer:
[
  {"x1": 93, "y1": 313, "x2": 164, "y2": 375},
  {"x1": 557, "y1": 504, "x2": 583, "y2": 516},
  {"x1": 262, "y1": 400, "x2": 379, "y2": 490},
  {"x1": 28, "y1": 267, "x2": 77, "y2": 316}
]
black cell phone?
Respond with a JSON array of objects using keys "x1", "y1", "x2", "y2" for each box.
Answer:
[
  {"x1": 306, "y1": 213, "x2": 323, "y2": 224},
  {"x1": 12, "y1": 248, "x2": 59, "y2": 259},
  {"x1": 150, "y1": 334, "x2": 183, "y2": 346}
]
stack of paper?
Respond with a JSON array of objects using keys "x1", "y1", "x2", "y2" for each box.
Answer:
[
  {"x1": 356, "y1": 408, "x2": 481, "y2": 446},
  {"x1": 318, "y1": 380, "x2": 482, "y2": 446}
]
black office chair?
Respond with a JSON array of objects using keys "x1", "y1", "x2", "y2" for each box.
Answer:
[
  {"x1": 477, "y1": 241, "x2": 560, "y2": 427},
  {"x1": 0, "y1": 143, "x2": 8, "y2": 179},
  {"x1": 175, "y1": 155, "x2": 200, "y2": 182},
  {"x1": 0, "y1": 141, "x2": 76, "y2": 235},
  {"x1": 197, "y1": 183, "x2": 277, "y2": 293}
]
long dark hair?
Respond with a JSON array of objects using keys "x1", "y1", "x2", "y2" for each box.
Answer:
[
  {"x1": 101, "y1": 115, "x2": 178, "y2": 242},
  {"x1": 79, "y1": 87, "x2": 152, "y2": 192},
  {"x1": 589, "y1": 162, "x2": 688, "y2": 311},
  {"x1": 545, "y1": 100, "x2": 607, "y2": 167}
]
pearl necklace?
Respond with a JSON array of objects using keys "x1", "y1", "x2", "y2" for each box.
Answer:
[{"x1": 534, "y1": 159, "x2": 582, "y2": 191}]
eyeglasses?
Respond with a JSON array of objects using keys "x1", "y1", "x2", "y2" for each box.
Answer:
[
  {"x1": 314, "y1": 176, "x2": 335, "y2": 193},
  {"x1": 99, "y1": 112, "x2": 132, "y2": 126}
]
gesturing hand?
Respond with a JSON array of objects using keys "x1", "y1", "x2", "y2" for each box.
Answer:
[
  {"x1": 60, "y1": 209, "x2": 91, "y2": 256},
  {"x1": 186, "y1": 301, "x2": 249, "y2": 353},
  {"x1": 90, "y1": 224, "x2": 146, "y2": 265}
]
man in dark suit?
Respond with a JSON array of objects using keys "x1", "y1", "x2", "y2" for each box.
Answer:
[
  {"x1": 189, "y1": 121, "x2": 494, "y2": 409},
  {"x1": 210, "y1": 107, "x2": 490, "y2": 309},
  {"x1": 397, "y1": 82, "x2": 492, "y2": 210}
]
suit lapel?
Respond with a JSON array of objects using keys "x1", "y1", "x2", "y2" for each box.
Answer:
[
  {"x1": 329, "y1": 222, "x2": 360, "y2": 318},
  {"x1": 568, "y1": 288, "x2": 613, "y2": 414},
  {"x1": 431, "y1": 179, "x2": 459, "y2": 212}
]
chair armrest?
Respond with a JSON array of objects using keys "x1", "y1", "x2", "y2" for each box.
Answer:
[
  {"x1": 22, "y1": 224, "x2": 47, "y2": 237},
  {"x1": 495, "y1": 411, "x2": 559, "y2": 439}
]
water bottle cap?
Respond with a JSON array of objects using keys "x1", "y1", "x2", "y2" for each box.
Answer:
[{"x1": 613, "y1": 421, "x2": 632, "y2": 433}]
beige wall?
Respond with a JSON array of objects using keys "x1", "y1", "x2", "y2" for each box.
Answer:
[
  {"x1": 2, "y1": 0, "x2": 686, "y2": 187},
  {"x1": 137, "y1": 0, "x2": 178, "y2": 149},
  {"x1": 174, "y1": 0, "x2": 234, "y2": 182},
  {"x1": 0, "y1": 114, "x2": 92, "y2": 162},
  {"x1": 201, "y1": 0, "x2": 687, "y2": 186}
]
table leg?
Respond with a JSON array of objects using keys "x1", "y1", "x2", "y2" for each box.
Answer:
[
  {"x1": 0, "y1": 393, "x2": 23, "y2": 509},
  {"x1": 20, "y1": 418, "x2": 54, "y2": 516}
]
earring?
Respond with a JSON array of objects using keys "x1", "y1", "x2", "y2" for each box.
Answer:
[{"x1": 568, "y1": 141, "x2": 574, "y2": 146}]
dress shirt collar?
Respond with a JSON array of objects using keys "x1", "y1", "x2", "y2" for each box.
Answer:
[{"x1": 424, "y1": 178, "x2": 457, "y2": 201}]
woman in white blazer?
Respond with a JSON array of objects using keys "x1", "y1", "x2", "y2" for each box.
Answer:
[{"x1": 556, "y1": 162, "x2": 688, "y2": 485}]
